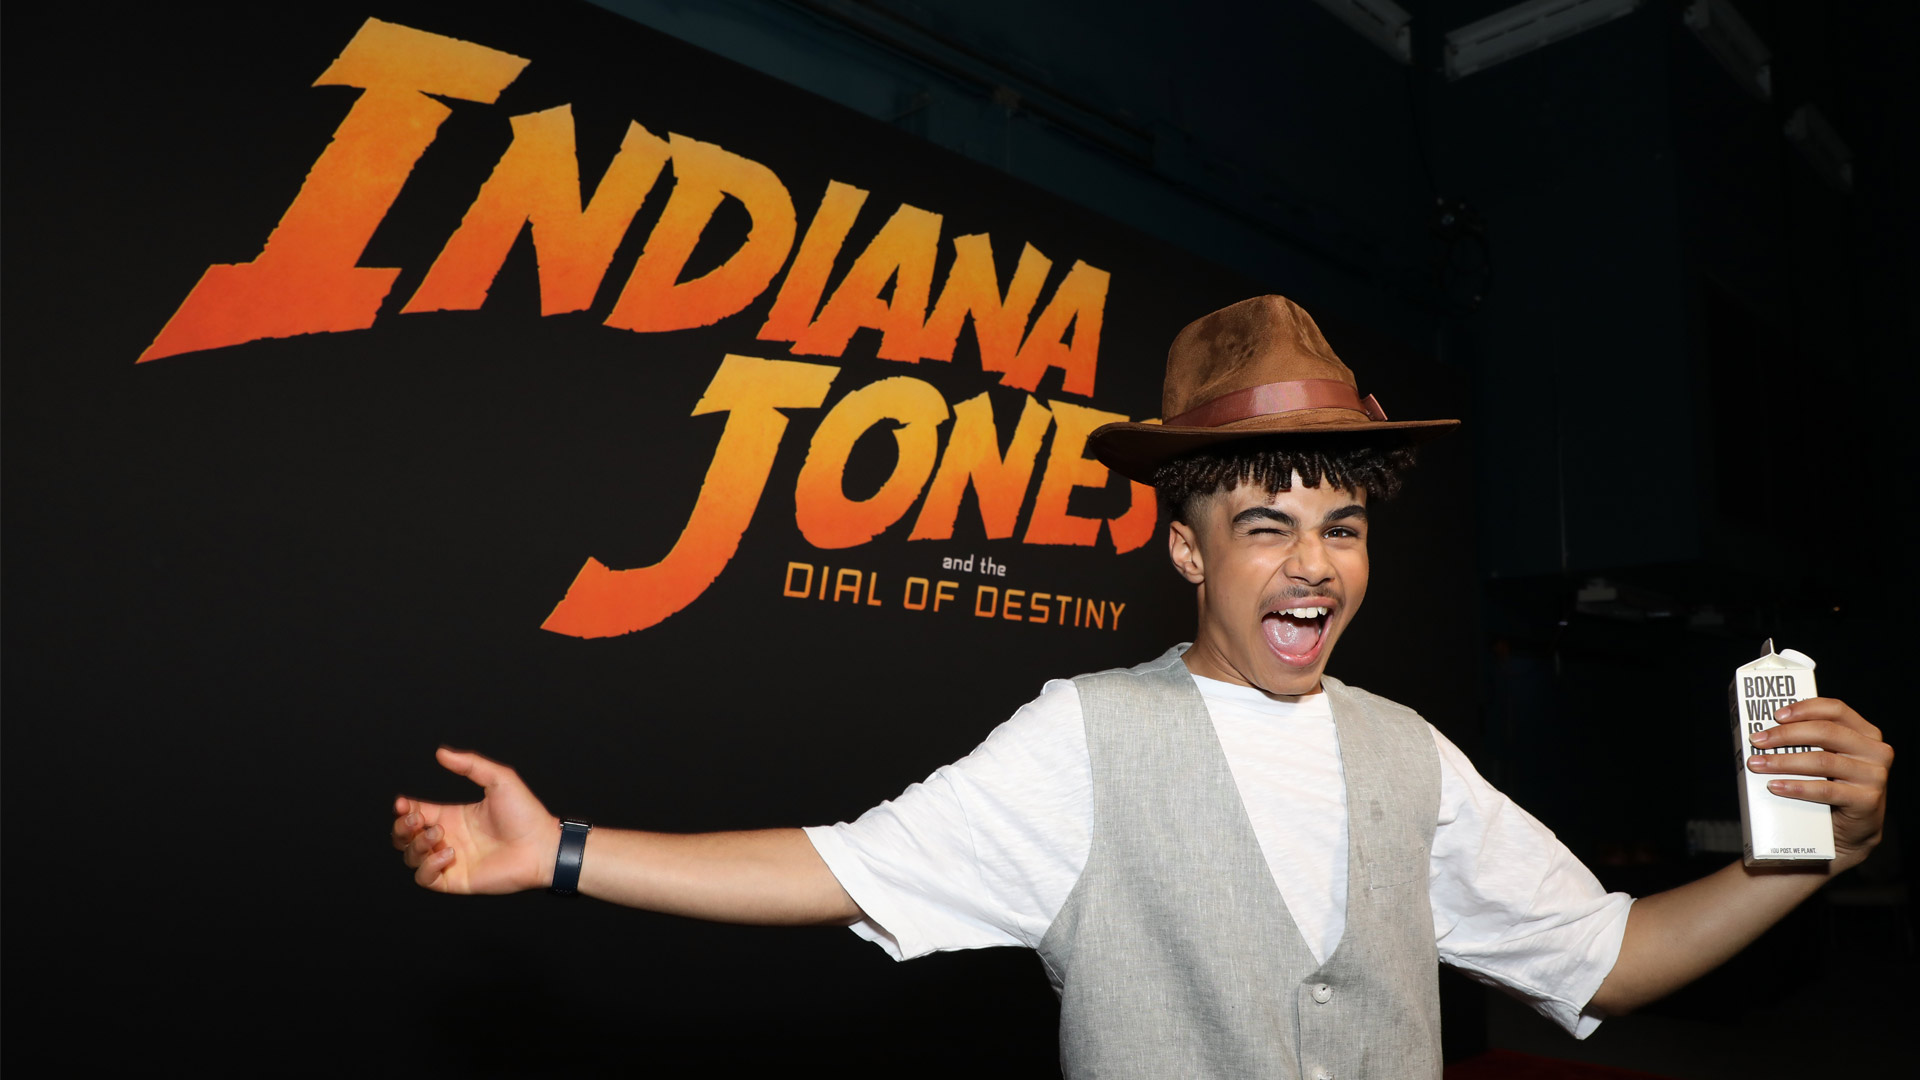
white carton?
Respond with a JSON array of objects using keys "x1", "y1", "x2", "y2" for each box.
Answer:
[{"x1": 1730, "y1": 639, "x2": 1833, "y2": 865}]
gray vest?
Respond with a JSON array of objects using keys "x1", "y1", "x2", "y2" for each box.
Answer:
[{"x1": 1036, "y1": 646, "x2": 1443, "y2": 1080}]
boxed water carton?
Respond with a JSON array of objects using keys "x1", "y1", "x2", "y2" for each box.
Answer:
[{"x1": 1730, "y1": 639, "x2": 1832, "y2": 865}]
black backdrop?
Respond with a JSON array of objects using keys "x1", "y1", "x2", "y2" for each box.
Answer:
[{"x1": 4, "y1": 3, "x2": 1475, "y2": 1071}]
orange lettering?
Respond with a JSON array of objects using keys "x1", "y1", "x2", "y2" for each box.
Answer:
[
  {"x1": 908, "y1": 393, "x2": 1052, "y2": 542},
  {"x1": 541, "y1": 355, "x2": 839, "y2": 637},
  {"x1": 918, "y1": 236, "x2": 1051, "y2": 372},
  {"x1": 1107, "y1": 475, "x2": 1160, "y2": 554},
  {"x1": 793, "y1": 377, "x2": 949, "y2": 549},
  {"x1": 758, "y1": 181, "x2": 868, "y2": 342},
  {"x1": 1024, "y1": 400, "x2": 1125, "y2": 547},
  {"x1": 1002, "y1": 588, "x2": 1026, "y2": 621},
  {"x1": 140, "y1": 19, "x2": 528, "y2": 361},
  {"x1": 903, "y1": 576, "x2": 931, "y2": 610},
  {"x1": 998, "y1": 260, "x2": 1109, "y2": 396},
  {"x1": 792, "y1": 203, "x2": 941, "y2": 361},
  {"x1": 974, "y1": 585, "x2": 999, "y2": 618},
  {"x1": 1106, "y1": 418, "x2": 1161, "y2": 555},
  {"x1": 403, "y1": 105, "x2": 669, "y2": 316},
  {"x1": 603, "y1": 134, "x2": 796, "y2": 333}
]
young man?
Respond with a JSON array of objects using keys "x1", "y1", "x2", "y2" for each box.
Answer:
[{"x1": 392, "y1": 296, "x2": 1892, "y2": 1078}]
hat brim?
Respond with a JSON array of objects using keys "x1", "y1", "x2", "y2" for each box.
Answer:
[{"x1": 1089, "y1": 412, "x2": 1461, "y2": 485}]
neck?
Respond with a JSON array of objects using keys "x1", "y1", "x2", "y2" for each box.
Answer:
[{"x1": 1180, "y1": 637, "x2": 1324, "y2": 701}]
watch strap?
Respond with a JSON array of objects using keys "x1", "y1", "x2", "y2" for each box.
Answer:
[{"x1": 551, "y1": 818, "x2": 592, "y2": 895}]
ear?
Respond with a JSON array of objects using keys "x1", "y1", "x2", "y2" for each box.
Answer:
[{"x1": 1168, "y1": 519, "x2": 1205, "y2": 585}]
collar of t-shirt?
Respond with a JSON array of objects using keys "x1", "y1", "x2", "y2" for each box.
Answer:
[
  {"x1": 1187, "y1": 670, "x2": 1336, "y2": 719},
  {"x1": 1185, "y1": 668, "x2": 1346, "y2": 964}
]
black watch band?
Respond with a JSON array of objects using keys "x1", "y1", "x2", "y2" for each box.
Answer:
[{"x1": 551, "y1": 818, "x2": 593, "y2": 895}]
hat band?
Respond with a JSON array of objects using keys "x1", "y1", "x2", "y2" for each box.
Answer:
[{"x1": 1166, "y1": 379, "x2": 1388, "y2": 429}]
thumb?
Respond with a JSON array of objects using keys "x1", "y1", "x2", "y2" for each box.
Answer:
[{"x1": 435, "y1": 746, "x2": 517, "y2": 791}]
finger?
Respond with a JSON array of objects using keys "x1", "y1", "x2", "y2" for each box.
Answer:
[
  {"x1": 390, "y1": 800, "x2": 448, "y2": 848},
  {"x1": 402, "y1": 824, "x2": 444, "y2": 869},
  {"x1": 1751, "y1": 720, "x2": 1893, "y2": 765},
  {"x1": 1773, "y1": 698, "x2": 1881, "y2": 742},
  {"x1": 436, "y1": 746, "x2": 521, "y2": 791},
  {"x1": 414, "y1": 846, "x2": 456, "y2": 890},
  {"x1": 1760, "y1": 776, "x2": 1885, "y2": 813},
  {"x1": 391, "y1": 808, "x2": 424, "y2": 850},
  {"x1": 402, "y1": 824, "x2": 444, "y2": 868},
  {"x1": 1748, "y1": 749, "x2": 1889, "y2": 788}
]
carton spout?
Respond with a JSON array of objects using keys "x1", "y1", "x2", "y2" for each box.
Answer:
[{"x1": 1749, "y1": 637, "x2": 1812, "y2": 671}]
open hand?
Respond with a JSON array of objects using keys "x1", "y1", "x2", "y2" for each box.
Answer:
[
  {"x1": 392, "y1": 748, "x2": 561, "y2": 893},
  {"x1": 1748, "y1": 697, "x2": 1893, "y2": 870}
]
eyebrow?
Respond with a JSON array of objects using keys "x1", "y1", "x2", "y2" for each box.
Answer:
[
  {"x1": 1232, "y1": 507, "x2": 1295, "y2": 528},
  {"x1": 1230, "y1": 504, "x2": 1368, "y2": 529}
]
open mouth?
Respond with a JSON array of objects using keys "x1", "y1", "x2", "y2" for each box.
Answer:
[{"x1": 1263, "y1": 605, "x2": 1332, "y2": 667}]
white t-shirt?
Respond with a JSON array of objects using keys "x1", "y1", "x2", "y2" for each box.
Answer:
[{"x1": 805, "y1": 667, "x2": 1634, "y2": 1038}]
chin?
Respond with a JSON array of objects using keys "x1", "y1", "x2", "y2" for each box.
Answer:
[{"x1": 1253, "y1": 660, "x2": 1327, "y2": 698}]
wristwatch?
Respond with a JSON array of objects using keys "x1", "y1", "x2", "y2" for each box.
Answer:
[{"x1": 551, "y1": 818, "x2": 593, "y2": 895}]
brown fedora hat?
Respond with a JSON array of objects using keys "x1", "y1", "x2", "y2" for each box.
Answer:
[{"x1": 1088, "y1": 295, "x2": 1459, "y2": 484}]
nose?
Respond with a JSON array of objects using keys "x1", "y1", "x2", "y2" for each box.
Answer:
[{"x1": 1284, "y1": 533, "x2": 1333, "y2": 587}]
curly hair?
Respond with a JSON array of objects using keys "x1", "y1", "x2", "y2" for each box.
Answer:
[{"x1": 1152, "y1": 438, "x2": 1416, "y2": 524}]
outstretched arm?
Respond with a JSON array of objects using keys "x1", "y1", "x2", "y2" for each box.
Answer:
[
  {"x1": 391, "y1": 747, "x2": 862, "y2": 926},
  {"x1": 1587, "y1": 697, "x2": 1892, "y2": 1015}
]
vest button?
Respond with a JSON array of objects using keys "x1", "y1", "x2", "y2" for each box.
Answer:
[{"x1": 1311, "y1": 983, "x2": 1333, "y2": 1004}]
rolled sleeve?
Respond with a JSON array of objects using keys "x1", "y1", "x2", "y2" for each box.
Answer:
[
  {"x1": 1428, "y1": 729, "x2": 1635, "y2": 1037},
  {"x1": 802, "y1": 775, "x2": 1020, "y2": 960},
  {"x1": 802, "y1": 679, "x2": 1090, "y2": 961}
]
